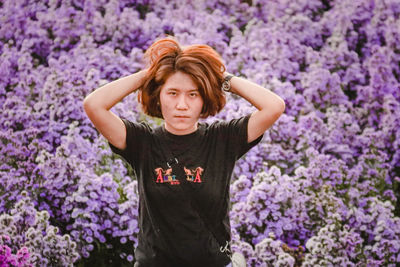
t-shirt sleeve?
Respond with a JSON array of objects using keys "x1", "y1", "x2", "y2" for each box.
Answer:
[
  {"x1": 108, "y1": 118, "x2": 150, "y2": 168},
  {"x1": 225, "y1": 114, "x2": 264, "y2": 159}
]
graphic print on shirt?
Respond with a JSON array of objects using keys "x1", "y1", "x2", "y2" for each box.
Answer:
[
  {"x1": 154, "y1": 167, "x2": 180, "y2": 185},
  {"x1": 154, "y1": 166, "x2": 204, "y2": 185},
  {"x1": 184, "y1": 167, "x2": 203, "y2": 183}
]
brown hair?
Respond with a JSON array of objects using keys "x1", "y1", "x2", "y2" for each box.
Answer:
[{"x1": 139, "y1": 37, "x2": 226, "y2": 118}]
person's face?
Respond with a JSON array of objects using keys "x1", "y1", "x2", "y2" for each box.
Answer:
[{"x1": 159, "y1": 71, "x2": 204, "y2": 135}]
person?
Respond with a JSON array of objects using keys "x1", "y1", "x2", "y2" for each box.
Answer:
[{"x1": 83, "y1": 37, "x2": 285, "y2": 267}]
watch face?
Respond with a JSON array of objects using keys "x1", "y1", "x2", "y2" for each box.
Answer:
[{"x1": 222, "y1": 81, "x2": 230, "y2": 92}]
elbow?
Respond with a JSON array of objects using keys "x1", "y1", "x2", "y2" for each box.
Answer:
[
  {"x1": 268, "y1": 100, "x2": 285, "y2": 127},
  {"x1": 277, "y1": 98, "x2": 286, "y2": 116},
  {"x1": 83, "y1": 96, "x2": 91, "y2": 113},
  {"x1": 268, "y1": 99, "x2": 285, "y2": 125},
  {"x1": 83, "y1": 95, "x2": 97, "y2": 116},
  {"x1": 270, "y1": 98, "x2": 285, "y2": 119}
]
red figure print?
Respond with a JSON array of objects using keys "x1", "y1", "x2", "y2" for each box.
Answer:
[
  {"x1": 155, "y1": 168, "x2": 164, "y2": 183},
  {"x1": 154, "y1": 167, "x2": 178, "y2": 185},
  {"x1": 184, "y1": 167, "x2": 193, "y2": 176},
  {"x1": 193, "y1": 167, "x2": 204, "y2": 183},
  {"x1": 164, "y1": 168, "x2": 172, "y2": 175}
]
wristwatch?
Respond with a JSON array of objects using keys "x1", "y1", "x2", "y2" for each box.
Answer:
[{"x1": 222, "y1": 74, "x2": 234, "y2": 92}]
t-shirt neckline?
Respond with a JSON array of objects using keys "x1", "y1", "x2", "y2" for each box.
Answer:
[{"x1": 161, "y1": 123, "x2": 203, "y2": 141}]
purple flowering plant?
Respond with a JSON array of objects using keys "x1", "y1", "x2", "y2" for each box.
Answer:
[
  {"x1": 1, "y1": 0, "x2": 400, "y2": 265},
  {"x1": 0, "y1": 235, "x2": 31, "y2": 267},
  {"x1": 0, "y1": 191, "x2": 79, "y2": 266}
]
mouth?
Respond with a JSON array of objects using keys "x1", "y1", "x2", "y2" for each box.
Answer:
[{"x1": 174, "y1": 115, "x2": 190, "y2": 118}]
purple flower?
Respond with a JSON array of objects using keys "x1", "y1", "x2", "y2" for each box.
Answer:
[{"x1": 2, "y1": 0, "x2": 400, "y2": 266}]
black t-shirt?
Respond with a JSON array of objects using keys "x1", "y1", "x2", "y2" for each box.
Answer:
[{"x1": 109, "y1": 115, "x2": 262, "y2": 266}]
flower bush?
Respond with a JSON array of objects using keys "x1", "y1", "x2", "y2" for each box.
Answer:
[
  {"x1": 0, "y1": 235, "x2": 30, "y2": 267},
  {"x1": 1, "y1": 0, "x2": 399, "y2": 266},
  {"x1": 0, "y1": 191, "x2": 79, "y2": 266}
]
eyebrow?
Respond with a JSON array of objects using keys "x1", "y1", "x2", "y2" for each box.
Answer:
[{"x1": 166, "y1": 87, "x2": 199, "y2": 92}]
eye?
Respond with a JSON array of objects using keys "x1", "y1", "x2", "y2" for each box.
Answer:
[
  {"x1": 189, "y1": 92, "x2": 199, "y2": 97},
  {"x1": 168, "y1": 91, "x2": 177, "y2": 96}
]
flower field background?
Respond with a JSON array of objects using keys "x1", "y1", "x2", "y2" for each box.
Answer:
[{"x1": 1, "y1": 0, "x2": 400, "y2": 266}]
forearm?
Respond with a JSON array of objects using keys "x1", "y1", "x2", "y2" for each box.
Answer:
[
  {"x1": 83, "y1": 69, "x2": 147, "y2": 110},
  {"x1": 228, "y1": 74, "x2": 285, "y2": 115}
]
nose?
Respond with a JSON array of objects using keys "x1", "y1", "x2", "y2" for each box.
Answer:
[{"x1": 176, "y1": 95, "x2": 188, "y2": 110}]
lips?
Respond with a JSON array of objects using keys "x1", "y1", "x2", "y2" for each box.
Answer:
[{"x1": 174, "y1": 115, "x2": 190, "y2": 118}]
